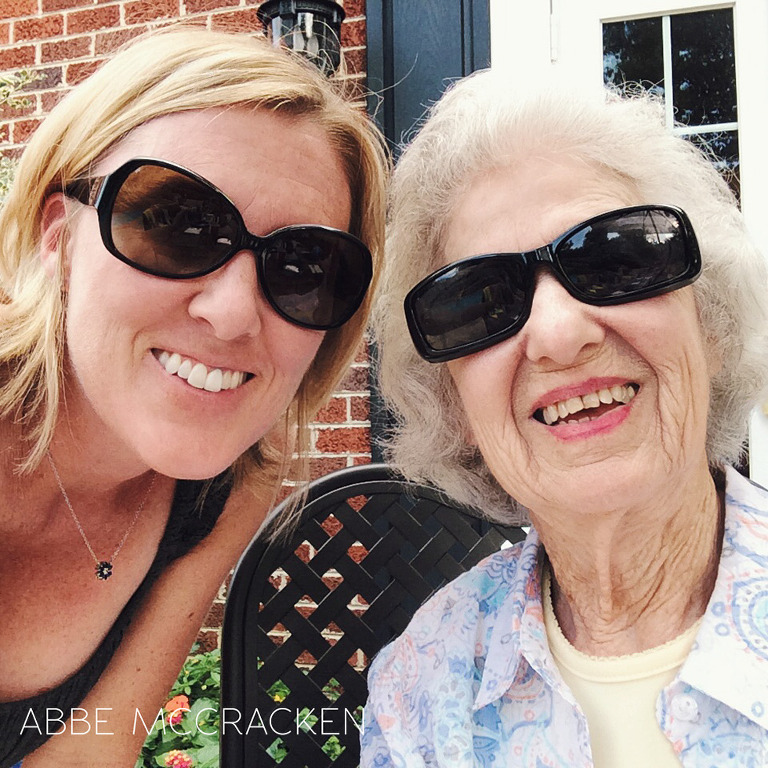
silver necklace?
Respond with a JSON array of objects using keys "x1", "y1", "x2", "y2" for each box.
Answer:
[{"x1": 46, "y1": 451, "x2": 156, "y2": 581}]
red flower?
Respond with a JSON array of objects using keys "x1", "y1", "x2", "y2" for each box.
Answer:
[
  {"x1": 164, "y1": 694, "x2": 190, "y2": 725},
  {"x1": 165, "y1": 749, "x2": 194, "y2": 768}
]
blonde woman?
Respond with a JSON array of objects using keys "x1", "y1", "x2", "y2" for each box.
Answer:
[{"x1": 0, "y1": 27, "x2": 386, "y2": 767}]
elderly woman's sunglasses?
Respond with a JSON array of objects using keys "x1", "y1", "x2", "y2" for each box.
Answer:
[
  {"x1": 64, "y1": 158, "x2": 372, "y2": 331},
  {"x1": 405, "y1": 205, "x2": 701, "y2": 362}
]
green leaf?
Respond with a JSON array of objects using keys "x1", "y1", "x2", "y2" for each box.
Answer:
[
  {"x1": 195, "y1": 743, "x2": 219, "y2": 763},
  {"x1": 141, "y1": 648, "x2": 222, "y2": 765}
]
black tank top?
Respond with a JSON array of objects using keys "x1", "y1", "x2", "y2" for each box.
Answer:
[{"x1": 0, "y1": 475, "x2": 232, "y2": 767}]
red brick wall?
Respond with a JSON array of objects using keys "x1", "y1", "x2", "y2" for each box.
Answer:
[
  {"x1": 0, "y1": 0, "x2": 368, "y2": 155},
  {"x1": 0, "y1": 0, "x2": 372, "y2": 649}
]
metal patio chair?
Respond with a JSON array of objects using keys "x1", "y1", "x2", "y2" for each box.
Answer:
[{"x1": 220, "y1": 462, "x2": 524, "y2": 768}]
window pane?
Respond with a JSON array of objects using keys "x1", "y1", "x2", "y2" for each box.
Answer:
[
  {"x1": 687, "y1": 130, "x2": 740, "y2": 198},
  {"x1": 603, "y1": 17, "x2": 663, "y2": 94},
  {"x1": 602, "y1": 9, "x2": 739, "y2": 198},
  {"x1": 671, "y1": 9, "x2": 737, "y2": 126}
]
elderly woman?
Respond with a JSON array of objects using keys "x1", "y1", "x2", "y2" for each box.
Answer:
[
  {"x1": 363, "y1": 71, "x2": 768, "y2": 768},
  {"x1": 0, "y1": 27, "x2": 386, "y2": 767}
]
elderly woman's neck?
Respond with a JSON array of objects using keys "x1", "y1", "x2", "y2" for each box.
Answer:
[{"x1": 533, "y1": 462, "x2": 723, "y2": 657}]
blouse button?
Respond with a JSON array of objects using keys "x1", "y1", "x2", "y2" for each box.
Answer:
[{"x1": 671, "y1": 693, "x2": 700, "y2": 722}]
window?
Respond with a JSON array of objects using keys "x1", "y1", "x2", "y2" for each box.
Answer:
[{"x1": 603, "y1": 8, "x2": 740, "y2": 195}]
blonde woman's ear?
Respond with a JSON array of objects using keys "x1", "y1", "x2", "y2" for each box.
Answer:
[{"x1": 40, "y1": 192, "x2": 69, "y2": 279}]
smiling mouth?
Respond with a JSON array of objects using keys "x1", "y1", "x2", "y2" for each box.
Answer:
[
  {"x1": 534, "y1": 383, "x2": 639, "y2": 426},
  {"x1": 152, "y1": 349, "x2": 253, "y2": 393}
]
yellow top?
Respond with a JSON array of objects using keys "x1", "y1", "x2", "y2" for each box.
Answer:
[{"x1": 543, "y1": 567, "x2": 701, "y2": 768}]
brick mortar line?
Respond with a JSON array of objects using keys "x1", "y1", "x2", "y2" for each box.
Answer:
[
  {"x1": 0, "y1": 53, "x2": 365, "y2": 73},
  {"x1": 310, "y1": 423, "x2": 370, "y2": 429},
  {"x1": 305, "y1": 454, "x2": 370, "y2": 460}
]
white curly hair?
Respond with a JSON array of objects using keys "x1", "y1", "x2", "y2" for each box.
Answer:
[{"x1": 373, "y1": 70, "x2": 768, "y2": 523}]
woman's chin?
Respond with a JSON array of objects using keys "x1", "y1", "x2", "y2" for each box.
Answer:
[
  {"x1": 136, "y1": 440, "x2": 253, "y2": 481},
  {"x1": 519, "y1": 462, "x2": 656, "y2": 518}
]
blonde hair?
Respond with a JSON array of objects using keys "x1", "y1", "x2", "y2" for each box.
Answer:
[
  {"x1": 0, "y1": 27, "x2": 388, "y2": 503},
  {"x1": 374, "y1": 71, "x2": 768, "y2": 523}
]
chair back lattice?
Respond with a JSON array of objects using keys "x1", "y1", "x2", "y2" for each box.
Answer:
[{"x1": 221, "y1": 463, "x2": 524, "y2": 768}]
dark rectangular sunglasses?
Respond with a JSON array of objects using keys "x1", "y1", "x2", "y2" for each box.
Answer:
[
  {"x1": 404, "y1": 205, "x2": 701, "y2": 363},
  {"x1": 64, "y1": 157, "x2": 372, "y2": 331}
]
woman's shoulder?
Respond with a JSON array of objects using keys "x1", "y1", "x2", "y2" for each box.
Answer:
[
  {"x1": 369, "y1": 534, "x2": 536, "y2": 680},
  {"x1": 419, "y1": 541, "x2": 528, "y2": 620}
]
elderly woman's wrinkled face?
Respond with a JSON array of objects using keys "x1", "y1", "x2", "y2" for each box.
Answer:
[
  {"x1": 42, "y1": 108, "x2": 352, "y2": 479},
  {"x1": 444, "y1": 156, "x2": 719, "y2": 514}
]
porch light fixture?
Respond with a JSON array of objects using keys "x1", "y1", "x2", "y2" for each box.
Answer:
[{"x1": 257, "y1": 0, "x2": 346, "y2": 76}]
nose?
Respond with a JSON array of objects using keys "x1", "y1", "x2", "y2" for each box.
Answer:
[
  {"x1": 521, "y1": 269, "x2": 605, "y2": 365},
  {"x1": 187, "y1": 250, "x2": 265, "y2": 340}
]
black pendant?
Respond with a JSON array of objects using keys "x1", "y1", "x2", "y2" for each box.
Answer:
[{"x1": 96, "y1": 561, "x2": 113, "y2": 580}]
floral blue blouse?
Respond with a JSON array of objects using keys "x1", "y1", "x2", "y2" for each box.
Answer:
[{"x1": 362, "y1": 467, "x2": 768, "y2": 767}]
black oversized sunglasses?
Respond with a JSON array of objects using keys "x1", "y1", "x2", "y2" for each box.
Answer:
[
  {"x1": 64, "y1": 158, "x2": 372, "y2": 331},
  {"x1": 405, "y1": 205, "x2": 701, "y2": 363}
]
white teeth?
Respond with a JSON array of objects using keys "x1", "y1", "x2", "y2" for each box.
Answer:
[
  {"x1": 544, "y1": 405, "x2": 559, "y2": 425},
  {"x1": 598, "y1": 388, "x2": 613, "y2": 404},
  {"x1": 177, "y1": 359, "x2": 193, "y2": 380},
  {"x1": 154, "y1": 350, "x2": 247, "y2": 392},
  {"x1": 565, "y1": 396, "x2": 584, "y2": 415},
  {"x1": 583, "y1": 392, "x2": 600, "y2": 409},
  {"x1": 610, "y1": 385, "x2": 626, "y2": 402},
  {"x1": 539, "y1": 384, "x2": 638, "y2": 426},
  {"x1": 165, "y1": 352, "x2": 182, "y2": 375},
  {"x1": 204, "y1": 368, "x2": 223, "y2": 393},
  {"x1": 187, "y1": 363, "x2": 208, "y2": 389}
]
